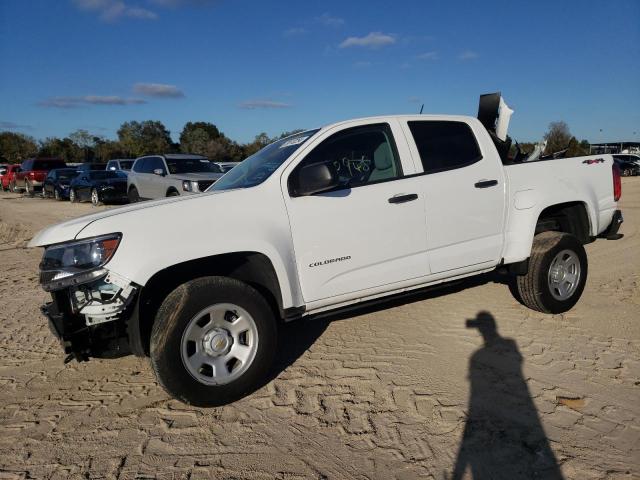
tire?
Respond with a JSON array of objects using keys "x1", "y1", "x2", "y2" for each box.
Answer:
[
  {"x1": 167, "y1": 190, "x2": 179, "y2": 197},
  {"x1": 25, "y1": 181, "x2": 34, "y2": 197},
  {"x1": 91, "y1": 188, "x2": 101, "y2": 206},
  {"x1": 54, "y1": 189, "x2": 61, "y2": 201},
  {"x1": 128, "y1": 186, "x2": 140, "y2": 203},
  {"x1": 69, "y1": 189, "x2": 78, "y2": 203},
  {"x1": 150, "y1": 276, "x2": 277, "y2": 407},
  {"x1": 10, "y1": 181, "x2": 16, "y2": 193},
  {"x1": 514, "y1": 231, "x2": 588, "y2": 314}
]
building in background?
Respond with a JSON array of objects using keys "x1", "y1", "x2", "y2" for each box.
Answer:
[{"x1": 590, "y1": 142, "x2": 640, "y2": 155}]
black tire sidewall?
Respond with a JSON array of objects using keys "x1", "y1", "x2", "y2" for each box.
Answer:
[
  {"x1": 128, "y1": 186, "x2": 139, "y2": 203},
  {"x1": 92, "y1": 188, "x2": 100, "y2": 206},
  {"x1": 150, "y1": 277, "x2": 277, "y2": 406},
  {"x1": 535, "y1": 234, "x2": 588, "y2": 313}
]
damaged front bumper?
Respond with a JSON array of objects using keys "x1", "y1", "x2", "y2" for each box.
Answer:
[{"x1": 40, "y1": 270, "x2": 139, "y2": 362}]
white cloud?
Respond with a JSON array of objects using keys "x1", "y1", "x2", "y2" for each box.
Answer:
[
  {"x1": 72, "y1": 0, "x2": 158, "y2": 21},
  {"x1": 0, "y1": 121, "x2": 33, "y2": 131},
  {"x1": 459, "y1": 50, "x2": 479, "y2": 60},
  {"x1": 133, "y1": 83, "x2": 185, "y2": 98},
  {"x1": 238, "y1": 100, "x2": 293, "y2": 110},
  {"x1": 39, "y1": 95, "x2": 146, "y2": 108},
  {"x1": 283, "y1": 27, "x2": 307, "y2": 37},
  {"x1": 416, "y1": 51, "x2": 438, "y2": 60},
  {"x1": 149, "y1": 0, "x2": 218, "y2": 6},
  {"x1": 317, "y1": 13, "x2": 344, "y2": 27},
  {"x1": 339, "y1": 32, "x2": 396, "y2": 49}
]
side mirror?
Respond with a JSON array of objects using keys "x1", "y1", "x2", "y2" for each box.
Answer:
[
  {"x1": 109, "y1": 166, "x2": 116, "y2": 171},
  {"x1": 153, "y1": 168, "x2": 165, "y2": 176},
  {"x1": 291, "y1": 162, "x2": 339, "y2": 197}
]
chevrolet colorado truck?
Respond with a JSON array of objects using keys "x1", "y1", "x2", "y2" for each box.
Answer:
[{"x1": 29, "y1": 94, "x2": 623, "y2": 406}]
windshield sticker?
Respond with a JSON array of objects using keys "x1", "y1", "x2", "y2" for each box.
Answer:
[{"x1": 279, "y1": 136, "x2": 309, "y2": 149}]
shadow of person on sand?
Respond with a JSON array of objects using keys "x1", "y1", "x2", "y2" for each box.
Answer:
[{"x1": 451, "y1": 311, "x2": 563, "y2": 480}]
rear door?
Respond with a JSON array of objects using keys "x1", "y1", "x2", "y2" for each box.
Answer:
[
  {"x1": 283, "y1": 120, "x2": 429, "y2": 304},
  {"x1": 401, "y1": 119, "x2": 505, "y2": 274}
]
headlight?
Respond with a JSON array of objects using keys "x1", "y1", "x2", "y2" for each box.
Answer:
[
  {"x1": 182, "y1": 180, "x2": 199, "y2": 192},
  {"x1": 39, "y1": 234, "x2": 121, "y2": 292}
]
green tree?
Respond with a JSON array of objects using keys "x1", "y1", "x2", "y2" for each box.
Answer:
[
  {"x1": 543, "y1": 121, "x2": 572, "y2": 155},
  {"x1": 0, "y1": 131, "x2": 38, "y2": 163},
  {"x1": 117, "y1": 120, "x2": 171, "y2": 157},
  {"x1": 38, "y1": 137, "x2": 83, "y2": 162}
]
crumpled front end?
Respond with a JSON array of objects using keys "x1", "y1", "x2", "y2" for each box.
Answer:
[
  {"x1": 41, "y1": 269, "x2": 138, "y2": 362},
  {"x1": 36, "y1": 233, "x2": 140, "y2": 362}
]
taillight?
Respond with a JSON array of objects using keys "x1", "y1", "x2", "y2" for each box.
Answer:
[
  {"x1": 29, "y1": 172, "x2": 35, "y2": 178},
  {"x1": 612, "y1": 163, "x2": 621, "y2": 202}
]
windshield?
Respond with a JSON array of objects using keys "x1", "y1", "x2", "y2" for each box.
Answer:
[
  {"x1": 166, "y1": 158, "x2": 215, "y2": 174},
  {"x1": 211, "y1": 130, "x2": 319, "y2": 191},
  {"x1": 89, "y1": 171, "x2": 126, "y2": 180},
  {"x1": 56, "y1": 169, "x2": 78, "y2": 181}
]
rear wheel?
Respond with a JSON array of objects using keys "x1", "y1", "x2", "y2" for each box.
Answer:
[
  {"x1": 54, "y1": 189, "x2": 61, "y2": 201},
  {"x1": 25, "y1": 181, "x2": 34, "y2": 197},
  {"x1": 128, "y1": 186, "x2": 140, "y2": 203},
  {"x1": 513, "y1": 231, "x2": 588, "y2": 314},
  {"x1": 150, "y1": 276, "x2": 277, "y2": 406},
  {"x1": 69, "y1": 188, "x2": 78, "y2": 203},
  {"x1": 167, "y1": 190, "x2": 179, "y2": 197},
  {"x1": 91, "y1": 188, "x2": 101, "y2": 206}
]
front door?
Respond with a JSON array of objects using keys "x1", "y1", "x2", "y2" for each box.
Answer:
[{"x1": 284, "y1": 122, "x2": 429, "y2": 303}]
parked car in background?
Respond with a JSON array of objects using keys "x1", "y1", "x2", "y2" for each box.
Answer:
[
  {"x1": 42, "y1": 168, "x2": 80, "y2": 200},
  {"x1": 613, "y1": 156, "x2": 640, "y2": 176},
  {"x1": 76, "y1": 162, "x2": 108, "y2": 173},
  {"x1": 1, "y1": 164, "x2": 21, "y2": 191},
  {"x1": 14, "y1": 158, "x2": 67, "y2": 195},
  {"x1": 214, "y1": 162, "x2": 238, "y2": 173},
  {"x1": 69, "y1": 170, "x2": 128, "y2": 205},
  {"x1": 106, "y1": 159, "x2": 135, "y2": 174},
  {"x1": 127, "y1": 154, "x2": 224, "y2": 201},
  {"x1": 613, "y1": 154, "x2": 640, "y2": 165},
  {"x1": 0, "y1": 164, "x2": 7, "y2": 176}
]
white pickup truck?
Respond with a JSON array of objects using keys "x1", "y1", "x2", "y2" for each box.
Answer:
[{"x1": 30, "y1": 95, "x2": 623, "y2": 406}]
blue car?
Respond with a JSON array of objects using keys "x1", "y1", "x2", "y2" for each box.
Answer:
[{"x1": 42, "y1": 168, "x2": 80, "y2": 200}]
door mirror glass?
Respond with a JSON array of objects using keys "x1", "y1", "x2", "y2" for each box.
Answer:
[
  {"x1": 153, "y1": 168, "x2": 165, "y2": 176},
  {"x1": 291, "y1": 162, "x2": 339, "y2": 196}
]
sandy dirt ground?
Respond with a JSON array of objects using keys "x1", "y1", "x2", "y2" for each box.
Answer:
[{"x1": 0, "y1": 180, "x2": 638, "y2": 480}]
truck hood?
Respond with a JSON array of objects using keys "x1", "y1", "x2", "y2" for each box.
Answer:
[
  {"x1": 28, "y1": 193, "x2": 215, "y2": 247},
  {"x1": 174, "y1": 172, "x2": 224, "y2": 181}
]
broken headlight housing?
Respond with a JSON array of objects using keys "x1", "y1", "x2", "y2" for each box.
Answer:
[{"x1": 39, "y1": 233, "x2": 121, "y2": 292}]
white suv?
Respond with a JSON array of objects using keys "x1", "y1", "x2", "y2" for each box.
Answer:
[{"x1": 127, "y1": 154, "x2": 224, "y2": 201}]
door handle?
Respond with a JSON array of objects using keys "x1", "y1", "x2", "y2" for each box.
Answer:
[
  {"x1": 474, "y1": 179, "x2": 498, "y2": 188},
  {"x1": 388, "y1": 193, "x2": 418, "y2": 204}
]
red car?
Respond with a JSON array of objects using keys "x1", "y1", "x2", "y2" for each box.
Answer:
[
  {"x1": 1, "y1": 164, "x2": 22, "y2": 192},
  {"x1": 14, "y1": 158, "x2": 66, "y2": 195}
]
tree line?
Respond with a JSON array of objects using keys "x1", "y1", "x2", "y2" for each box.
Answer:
[
  {"x1": 0, "y1": 120, "x2": 303, "y2": 164},
  {"x1": 0, "y1": 119, "x2": 590, "y2": 164}
]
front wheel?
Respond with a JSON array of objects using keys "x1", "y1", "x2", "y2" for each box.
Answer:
[
  {"x1": 25, "y1": 181, "x2": 34, "y2": 197},
  {"x1": 514, "y1": 231, "x2": 588, "y2": 314},
  {"x1": 150, "y1": 276, "x2": 277, "y2": 406},
  {"x1": 91, "y1": 188, "x2": 101, "y2": 206},
  {"x1": 128, "y1": 186, "x2": 140, "y2": 203},
  {"x1": 54, "y1": 189, "x2": 61, "y2": 201},
  {"x1": 69, "y1": 189, "x2": 78, "y2": 203}
]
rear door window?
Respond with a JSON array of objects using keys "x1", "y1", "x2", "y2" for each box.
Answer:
[{"x1": 407, "y1": 121, "x2": 482, "y2": 174}]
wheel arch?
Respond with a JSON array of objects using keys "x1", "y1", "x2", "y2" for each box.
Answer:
[
  {"x1": 129, "y1": 251, "x2": 285, "y2": 356},
  {"x1": 502, "y1": 199, "x2": 595, "y2": 265}
]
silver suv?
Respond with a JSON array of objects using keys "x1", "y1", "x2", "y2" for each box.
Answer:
[{"x1": 127, "y1": 154, "x2": 224, "y2": 201}]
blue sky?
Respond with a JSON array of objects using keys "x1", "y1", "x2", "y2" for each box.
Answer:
[{"x1": 1, "y1": 0, "x2": 639, "y2": 144}]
